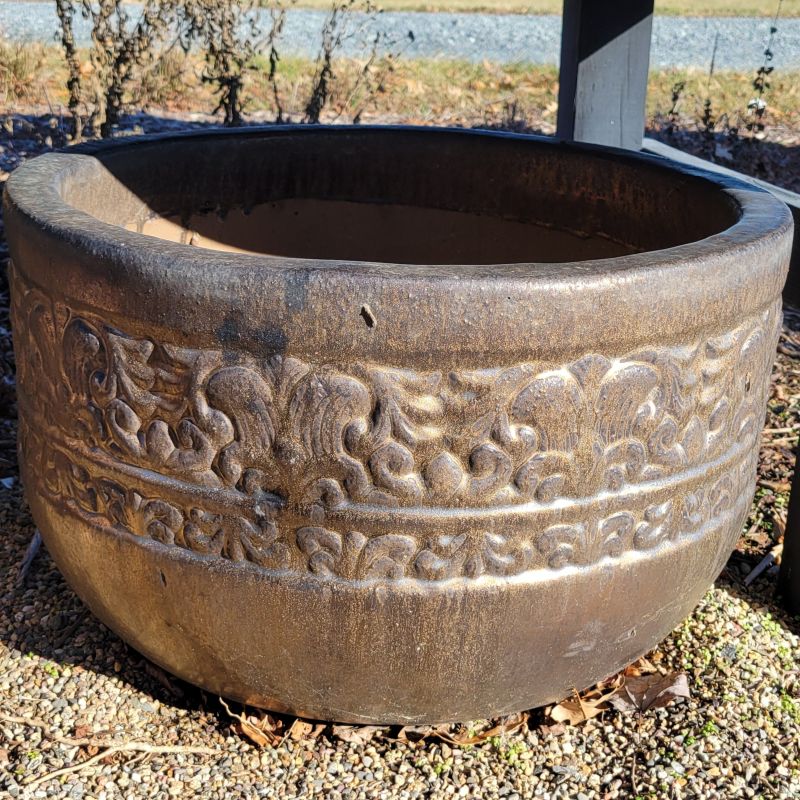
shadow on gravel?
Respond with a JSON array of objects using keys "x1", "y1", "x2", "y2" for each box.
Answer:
[
  {"x1": 0, "y1": 483, "x2": 219, "y2": 719},
  {"x1": 719, "y1": 561, "x2": 800, "y2": 639},
  {"x1": 646, "y1": 126, "x2": 800, "y2": 195}
]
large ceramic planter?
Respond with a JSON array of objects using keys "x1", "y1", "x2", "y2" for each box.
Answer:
[{"x1": 4, "y1": 127, "x2": 792, "y2": 723}]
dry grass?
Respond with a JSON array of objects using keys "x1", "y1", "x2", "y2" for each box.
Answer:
[
  {"x1": 9, "y1": 45, "x2": 800, "y2": 138},
  {"x1": 0, "y1": 40, "x2": 47, "y2": 107},
  {"x1": 647, "y1": 66, "x2": 800, "y2": 131}
]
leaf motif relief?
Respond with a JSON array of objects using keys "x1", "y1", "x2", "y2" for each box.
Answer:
[
  {"x1": 699, "y1": 328, "x2": 743, "y2": 457},
  {"x1": 223, "y1": 516, "x2": 290, "y2": 569},
  {"x1": 296, "y1": 526, "x2": 345, "y2": 575},
  {"x1": 491, "y1": 409, "x2": 538, "y2": 465},
  {"x1": 182, "y1": 508, "x2": 288, "y2": 568},
  {"x1": 679, "y1": 489, "x2": 706, "y2": 535},
  {"x1": 157, "y1": 418, "x2": 223, "y2": 478},
  {"x1": 603, "y1": 440, "x2": 648, "y2": 492},
  {"x1": 511, "y1": 370, "x2": 582, "y2": 453},
  {"x1": 368, "y1": 441, "x2": 424, "y2": 503},
  {"x1": 633, "y1": 501, "x2": 675, "y2": 550},
  {"x1": 347, "y1": 367, "x2": 446, "y2": 503},
  {"x1": 43, "y1": 449, "x2": 97, "y2": 514},
  {"x1": 60, "y1": 318, "x2": 109, "y2": 442},
  {"x1": 632, "y1": 344, "x2": 701, "y2": 424},
  {"x1": 535, "y1": 513, "x2": 636, "y2": 569},
  {"x1": 680, "y1": 416, "x2": 705, "y2": 466},
  {"x1": 180, "y1": 509, "x2": 226, "y2": 556},
  {"x1": 599, "y1": 513, "x2": 636, "y2": 559},
  {"x1": 102, "y1": 397, "x2": 143, "y2": 455},
  {"x1": 480, "y1": 532, "x2": 534, "y2": 576},
  {"x1": 463, "y1": 443, "x2": 514, "y2": 503},
  {"x1": 296, "y1": 527, "x2": 367, "y2": 578},
  {"x1": 62, "y1": 318, "x2": 107, "y2": 402},
  {"x1": 646, "y1": 417, "x2": 684, "y2": 469},
  {"x1": 290, "y1": 372, "x2": 373, "y2": 461},
  {"x1": 104, "y1": 332, "x2": 160, "y2": 415},
  {"x1": 110, "y1": 490, "x2": 184, "y2": 546},
  {"x1": 708, "y1": 473, "x2": 735, "y2": 519},
  {"x1": 367, "y1": 367, "x2": 444, "y2": 449},
  {"x1": 206, "y1": 365, "x2": 276, "y2": 486},
  {"x1": 11, "y1": 267, "x2": 780, "y2": 523},
  {"x1": 730, "y1": 326, "x2": 771, "y2": 445},
  {"x1": 296, "y1": 528, "x2": 416, "y2": 580},
  {"x1": 514, "y1": 452, "x2": 571, "y2": 503},
  {"x1": 15, "y1": 294, "x2": 59, "y2": 408},
  {"x1": 359, "y1": 534, "x2": 417, "y2": 579},
  {"x1": 414, "y1": 534, "x2": 470, "y2": 580},
  {"x1": 594, "y1": 363, "x2": 659, "y2": 446},
  {"x1": 133, "y1": 498, "x2": 184, "y2": 545},
  {"x1": 535, "y1": 523, "x2": 584, "y2": 569}
]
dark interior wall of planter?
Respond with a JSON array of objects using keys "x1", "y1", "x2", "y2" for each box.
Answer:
[
  {"x1": 62, "y1": 129, "x2": 740, "y2": 262},
  {"x1": 780, "y1": 204, "x2": 800, "y2": 308}
]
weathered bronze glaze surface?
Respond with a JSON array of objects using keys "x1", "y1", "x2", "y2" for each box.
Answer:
[{"x1": 4, "y1": 127, "x2": 793, "y2": 723}]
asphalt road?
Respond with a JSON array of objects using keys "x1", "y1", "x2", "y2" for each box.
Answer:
[{"x1": 1, "y1": 1, "x2": 798, "y2": 69}]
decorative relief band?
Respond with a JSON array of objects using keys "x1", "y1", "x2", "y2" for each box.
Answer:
[{"x1": 10, "y1": 262, "x2": 779, "y2": 580}]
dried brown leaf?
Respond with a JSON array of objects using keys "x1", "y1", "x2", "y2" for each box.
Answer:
[
  {"x1": 548, "y1": 697, "x2": 587, "y2": 726},
  {"x1": 220, "y1": 699, "x2": 283, "y2": 747},
  {"x1": 395, "y1": 724, "x2": 451, "y2": 743},
  {"x1": 609, "y1": 672, "x2": 690, "y2": 715},
  {"x1": 444, "y1": 712, "x2": 529, "y2": 745},
  {"x1": 288, "y1": 719, "x2": 315, "y2": 741},
  {"x1": 623, "y1": 657, "x2": 658, "y2": 677},
  {"x1": 331, "y1": 725, "x2": 386, "y2": 745},
  {"x1": 538, "y1": 722, "x2": 567, "y2": 736},
  {"x1": 548, "y1": 685, "x2": 620, "y2": 726}
]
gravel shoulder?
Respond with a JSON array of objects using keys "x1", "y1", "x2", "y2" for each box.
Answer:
[
  {"x1": 1, "y1": 116, "x2": 800, "y2": 799},
  {"x1": 1, "y1": 1, "x2": 799, "y2": 69}
]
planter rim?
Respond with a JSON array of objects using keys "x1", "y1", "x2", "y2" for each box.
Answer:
[
  {"x1": 4, "y1": 125, "x2": 793, "y2": 366},
  {"x1": 6, "y1": 125, "x2": 792, "y2": 272}
]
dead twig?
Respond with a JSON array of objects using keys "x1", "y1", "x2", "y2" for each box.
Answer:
[
  {"x1": 0, "y1": 713, "x2": 218, "y2": 789},
  {"x1": 631, "y1": 717, "x2": 641, "y2": 797},
  {"x1": 16, "y1": 528, "x2": 42, "y2": 586},
  {"x1": 744, "y1": 543, "x2": 784, "y2": 586}
]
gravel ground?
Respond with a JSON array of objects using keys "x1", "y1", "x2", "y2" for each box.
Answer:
[
  {"x1": 1, "y1": 0, "x2": 800, "y2": 69},
  {"x1": 1, "y1": 116, "x2": 800, "y2": 798},
  {"x1": 1, "y1": 484, "x2": 800, "y2": 799}
]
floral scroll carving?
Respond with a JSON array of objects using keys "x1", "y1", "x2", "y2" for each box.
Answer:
[{"x1": 11, "y1": 263, "x2": 779, "y2": 581}]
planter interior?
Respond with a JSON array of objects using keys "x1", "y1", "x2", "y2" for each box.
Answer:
[{"x1": 62, "y1": 128, "x2": 739, "y2": 264}]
